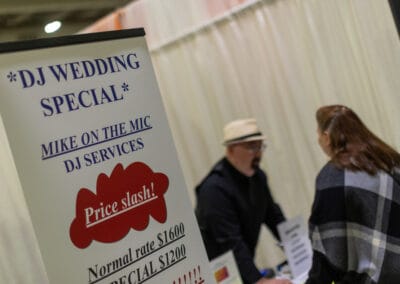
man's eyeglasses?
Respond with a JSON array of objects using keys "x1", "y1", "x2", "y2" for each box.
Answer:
[{"x1": 242, "y1": 143, "x2": 267, "y2": 153}]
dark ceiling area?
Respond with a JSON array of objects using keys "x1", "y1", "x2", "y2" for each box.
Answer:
[{"x1": 0, "y1": 0, "x2": 132, "y2": 43}]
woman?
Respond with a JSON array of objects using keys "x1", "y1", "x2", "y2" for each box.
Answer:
[{"x1": 306, "y1": 105, "x2": 400, "y2": 284}]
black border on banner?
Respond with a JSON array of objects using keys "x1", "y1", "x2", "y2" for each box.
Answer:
[
  {"x1": 389, "y1": 0, "x2": 400, "y2": 38},
  {"x1": 0, "y1": 28, "x2": 146, "y2": 54}
]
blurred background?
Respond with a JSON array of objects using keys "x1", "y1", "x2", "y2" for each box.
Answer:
[{"x1": 0, "y1": 0, "x2": 131, "y2": 42}]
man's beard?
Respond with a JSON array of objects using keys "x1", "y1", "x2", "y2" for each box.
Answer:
[{"x1": 251, "y1": 157, "x2": 261, "y2": 170}]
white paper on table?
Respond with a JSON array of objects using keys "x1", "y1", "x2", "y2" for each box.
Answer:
[
  {"x1": 277, "y1": 215, "x2": 312, "y2": 279},
  {"x1": 210, "y1": 250, "x2": 242, "y2": 284}
]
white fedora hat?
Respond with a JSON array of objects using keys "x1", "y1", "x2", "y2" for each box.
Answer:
[{"x1": 223, "y1": 118, "x2": 266, "y2": 145}]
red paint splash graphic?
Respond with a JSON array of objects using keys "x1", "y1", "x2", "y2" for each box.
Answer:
[{"x1": 70, "y1": 162, "x2": 169, "y2": 248}]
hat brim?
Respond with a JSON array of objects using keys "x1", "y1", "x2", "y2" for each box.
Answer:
[{"x1": 223, "y1": 134, "x2": 266, "y2": 146}]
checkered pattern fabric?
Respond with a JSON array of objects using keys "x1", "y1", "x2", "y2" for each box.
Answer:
[{"x1": 308, "y1": 162, "x2": 400, "y2": 284}]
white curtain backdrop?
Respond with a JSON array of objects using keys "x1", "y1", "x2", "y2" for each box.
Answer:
[{"x1": 1, "y1": 0, "x2": 400, "y2": 282}]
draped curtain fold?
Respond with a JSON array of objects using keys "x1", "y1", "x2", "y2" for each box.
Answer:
[{"x1": 1, "y1": 0, "x2": 399, "y2": 282}]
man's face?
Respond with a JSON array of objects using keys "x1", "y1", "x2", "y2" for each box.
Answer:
[{"x1": 231, "y1": 140, "x2": 265, "y2": 171}]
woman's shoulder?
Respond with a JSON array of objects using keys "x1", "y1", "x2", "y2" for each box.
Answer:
[{"x1": 316, "y1": 162, "x2": 345, "y2": 190}]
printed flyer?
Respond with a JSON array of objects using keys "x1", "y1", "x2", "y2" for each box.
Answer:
[{"x1": 0, "y1": 29, "x2": 214, "y2": 284}]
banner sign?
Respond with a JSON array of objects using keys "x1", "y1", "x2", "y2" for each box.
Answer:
[
  {"x1": 0, "y1": 29, "x2": 214, "y2": 284},
  {"x1": 210, "y1": 251, "x2": 242, "y2": 284}
]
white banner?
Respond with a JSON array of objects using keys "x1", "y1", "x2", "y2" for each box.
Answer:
[{"x1": 0, "y1": 29, "x2": 214, "y2": 284}]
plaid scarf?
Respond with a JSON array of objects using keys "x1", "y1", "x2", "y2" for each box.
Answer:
[{"x1": 308, "y1": 162, "x2": 400, "y2": 284}]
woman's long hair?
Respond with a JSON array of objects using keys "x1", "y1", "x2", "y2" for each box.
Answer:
[{"x1": 316, "y1": 105, "x2": 400, "y2": 175}]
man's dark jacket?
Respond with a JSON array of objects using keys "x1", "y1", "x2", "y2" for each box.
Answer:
[{"x1": 195, "y1": 158, "x2": 285, "y2": 284}]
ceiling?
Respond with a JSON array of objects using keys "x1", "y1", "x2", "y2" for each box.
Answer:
[{"x1": 0, "y1": 0, "x2": 132, "y2": 43}]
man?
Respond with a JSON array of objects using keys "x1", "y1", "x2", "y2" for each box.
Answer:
[{"x1": 195, "y1": 118, "x2": 290, "y2": 284}]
